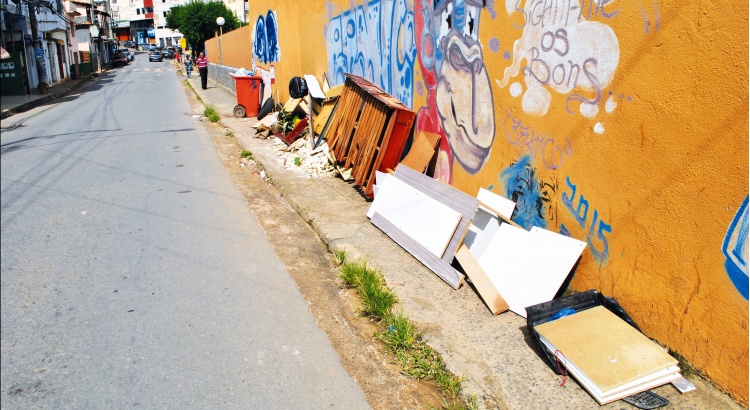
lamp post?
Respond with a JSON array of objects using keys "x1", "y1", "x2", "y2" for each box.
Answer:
[{"x1": 215, "y1": 16, "x2": 224, "y2": 86}]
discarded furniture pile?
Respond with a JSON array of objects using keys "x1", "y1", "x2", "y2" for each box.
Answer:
[{"x1": 247, "y1": 72, "x2": 694, "y2": 407}]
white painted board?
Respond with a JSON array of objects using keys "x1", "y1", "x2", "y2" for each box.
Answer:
[
  {"x1": 368, "y1": 176, "x2": 462, "y2": 258},
  {"x1": 304, "y1": 75, "x2": 326, "y2": 99},
  {"x1": 477, "y1": 188, "x2": 515, "y2": 219},
  {"x1": 477, "y1": 224, "x2": 586, "y2": 317}
]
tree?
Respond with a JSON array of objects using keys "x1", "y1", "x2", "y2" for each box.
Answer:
[{"x1": 165, "y1": 0, "x2": 239, "y2": 55}]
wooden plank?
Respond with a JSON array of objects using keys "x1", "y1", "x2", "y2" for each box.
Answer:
[
  {"x1": 368, "y1": 175, "x2": 462, "y2": 258},
  {"x1": 354, "y1": 105, "x2": 388, "y2": 185},
  {"x1": 347, "y1": 97, "x2": 379, "y2": 169},
  {"x1": 393, "y1": 164, "x2": 479, "y2": 262},
  {"x1": 455, "y1": 244, "x2": 508, "y2": 314},
  {"x1": 365, "y1": 111, "x2": 398, "y2": 197},
  {"x1": 371, "y1": 212, "x2": 464, "y2": 289}
]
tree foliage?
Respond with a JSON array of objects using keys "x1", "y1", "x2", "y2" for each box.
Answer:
[{"x1": 166, "y1": 0, "x2": 240, "y2": 55}]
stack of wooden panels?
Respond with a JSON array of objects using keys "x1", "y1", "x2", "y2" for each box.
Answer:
[
  {"x1": 535, "y1": 306, "x2": 681, "y2": 404},
  {"x1": 326, "y1": 74, "x2": 416, "y2": 198},
  {"x1": 367, "y1": 164, "x2": 479, "y2": 289}
]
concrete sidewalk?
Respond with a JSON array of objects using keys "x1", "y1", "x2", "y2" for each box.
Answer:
[
  {"x1": 172, "y1": 70, "x2": 745, "y2": 409},
  {"x1": 0, "y1": 73, "x2": 98, "y2": 120}
]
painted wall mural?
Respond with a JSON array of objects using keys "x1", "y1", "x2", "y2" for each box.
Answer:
[
  {"x1": 560, "y1": 176, "x2": 612, "y2": 264},
  {"x1": 415, "y1": 0, "x2": 496, "y2": 183},
  {"x1": 253, "y1": 10, "x2": 280, "y2": 64},
  {"x1": 723, "y1": 196, "x2": 749, "y2": 300},
  {"x1": 496, "y1": 0, "x2": 620, "y2": 134},
  {"x1": 499, "y1": 155, "x2": 557, "y2": 230},
  {"x1": 324, "y1": 0, "x2": 416, "y2": 107}
]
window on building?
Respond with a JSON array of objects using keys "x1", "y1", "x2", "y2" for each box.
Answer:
[
  {"x1": 162, "y1": 11, "x2": 166, "y2": 17},
  {"x1": 147, "y1": 7, "x2": 153, "y2": 12},
  {"x1": 136, "y1": 8, "x2": 140, "y2": 14}
]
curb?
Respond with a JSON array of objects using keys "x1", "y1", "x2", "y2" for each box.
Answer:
[{"x1": 0, "y1": 74, "x2": 98, "y2": 120}]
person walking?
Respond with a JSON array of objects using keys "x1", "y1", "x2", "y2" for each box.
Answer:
[{"x1": 196, "y1": 52, "x2": 209, "y2": 90}]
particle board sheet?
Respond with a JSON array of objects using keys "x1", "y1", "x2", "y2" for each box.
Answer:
[
  {"x1": 371, "y1": 212, "x2": 464, "y2": 289},
  {"x1": 393, "y1": 164, "x2": 478, "y2": 263},
  {"x1": 367, "y1": 175, "x2": 462, "y2": 258},
  {"x1": 400, "y1": 131, "x2": 441, "y2": 173},
  {"x1": 536, "y1": 306, "x2": 679, "y2": 404},
  {"x1": 477, "y1": 224, "x2": 586, "y2": 317}
]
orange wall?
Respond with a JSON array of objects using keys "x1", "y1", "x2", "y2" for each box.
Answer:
[{"x1": 215, "y1": 0, "x2": 749, "y2": 402}]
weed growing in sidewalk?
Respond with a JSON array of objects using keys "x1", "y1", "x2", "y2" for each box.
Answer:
[
  {"x1": 240, "y1": 150, "x2": 253, "y2": 159},
  {"x1": 293, "y1": 156, "x2": 302, "y2": 166},
  {"x1": 338, "y1": 260, "x2": 474, "y2": 409},
  {"x1": 204, "y1": 105, "x2": 220, "y2": 122},
  {"x1": 332, "y1": 249, "x2": 347, "y2": 266}
]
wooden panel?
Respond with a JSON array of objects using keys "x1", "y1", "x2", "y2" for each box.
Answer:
[
  {"x1": 536, "y1": 306, "x2": 679, "y2": 403},
  {"x1": 393, "y1": 164, "x2": 478, "y2": 262},
  {"x1": 400, "y1": 131, "x2": 441, "y2": 173},
  {"x1": 367, "y1": 175, "x2": 462, "y2": 258},
  {"x1": 477, "y1": 224, "x2": 586, "y2": 317},
  {"x1": 455, "y1": 244, "x2": 508, "y2": 315},
  {"x1": 371, "y1": 212, "x2": 464, "y2": 289}
]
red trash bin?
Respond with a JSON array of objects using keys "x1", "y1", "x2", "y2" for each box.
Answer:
[{"x1": 231, "y1": 74, "x2": 262, "y2": 118}]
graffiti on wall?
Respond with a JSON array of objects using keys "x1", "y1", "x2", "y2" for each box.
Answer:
[
  {"x1": 414, "y1": 0, "x2": 497, "y2": 183},
  {"x1": 253, "y1": 11, "x2": 280, "y2": 64},
  {"x1": 324, "y1": 0, "x2": 416, "y2": 107},
  {"x1": 560, "y1": 176, "x2": 612, "y2": 263},
  {"x1": 723, "y1": 196, "x2": 749, "y2": 300},
  {"x1": 500, "y1": 108, "x2": 574, "y2": 170},
  {"x1": 496, "y1": 0, "x2": 620, "y2": 132},
  {"x1": 499, "y1": 155, "x2": 557, "y2": 230}
]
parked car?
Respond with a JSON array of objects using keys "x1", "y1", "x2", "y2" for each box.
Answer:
[
  {"x1": 112, "y1": 52, "x2": 129, "y2": 66},
  {"x1": 118, "y1": 49, "x2": 134, "y2": 61},
  {"x1": 123, "y1": 40, "x2": 135, "y2": 48},
  {"x1": 162, "y1": 47, "x2": 175, "y2": 59},
  {"x1": 149, "y1": 51, "x2": 163, "y2": 62},
  {"x1": 149, "y1": 44, "x2": 157, "y2": 51}
]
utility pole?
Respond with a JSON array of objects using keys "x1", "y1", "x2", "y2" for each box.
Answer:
[{"x1": 26, "y1": 0, "x2": 49, "y2": 93}]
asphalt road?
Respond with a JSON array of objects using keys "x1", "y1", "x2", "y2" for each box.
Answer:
[{"x1": 0, "y1": 55, "x2": 369, "y2": 409}]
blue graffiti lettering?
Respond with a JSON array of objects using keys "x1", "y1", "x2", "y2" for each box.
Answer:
[
  {"x1": 326, "y1": 0, "x2": 416, "y2": 107},
  {"x1": 560, "y1": 176, "x2": 612, "y2": 263},
  {"x1": 253, "y1": 11, "x2": 280, "y2": 64}
]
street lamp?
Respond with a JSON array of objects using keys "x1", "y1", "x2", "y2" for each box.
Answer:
[{"x1": 216, "y1": 16, "x2": 225, "y2": 85}]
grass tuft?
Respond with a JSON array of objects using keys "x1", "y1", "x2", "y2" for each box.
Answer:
[
  {"x1": 204, "y1": 105, "x2": 220, "y2": 122},
  {"x1": 332, "y1": 249, "x2": 347, "y2": 266},
  {"x1": 338, "y1": 259, "x2": 471, "y2": 407},
  {"x1": 239, "y1": 150, "x2": 253, "y2": 159}
]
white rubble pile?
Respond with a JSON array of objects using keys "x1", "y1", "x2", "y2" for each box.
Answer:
[{"x1": 272, "y1": 136, "x2": 336, "y2": 178}]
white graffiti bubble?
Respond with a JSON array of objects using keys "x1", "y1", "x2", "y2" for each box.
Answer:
[
  {"x1": 580, "y1": 102, "x2": 599, "y2": 118},
  {"x1": 522, "y1": 85, "x2": 551, "y2": 116},
  {"x1": 498, "y1": 1, "x2": 620, "y2": 116},
  {"x1": 510, "y1": 82, "x2": 523, "y2": 98},
  {"x1": 605, "y1": 95, "x2": 617, "y2": 113},
  {"x1": 594, "y1": 122, "x2": 605, "y2": 134}
]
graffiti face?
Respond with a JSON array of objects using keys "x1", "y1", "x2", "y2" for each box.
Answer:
[{"x1": 416, "y1": 0, "x2": 495, "y2": 178}]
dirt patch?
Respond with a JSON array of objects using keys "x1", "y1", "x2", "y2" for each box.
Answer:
[{"x1": 185, "y1": 87, "x2": 446, "y2": 409}]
